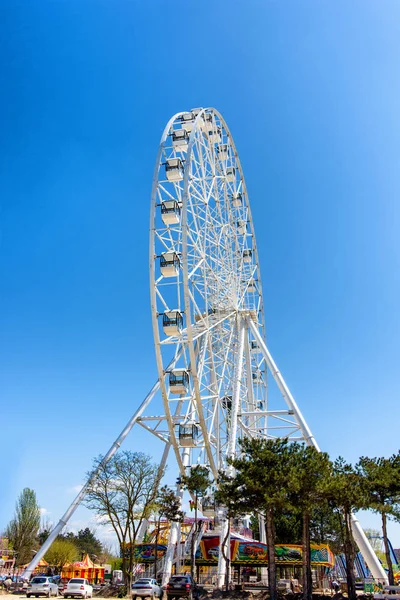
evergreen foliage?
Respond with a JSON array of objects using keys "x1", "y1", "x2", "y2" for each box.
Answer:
[
  {"x1": 322, "y1": 458, "x2": 366, "y2": 600},
  {"x1": 6, "y1": 488, "x2": 41, "y2": 566},
  {"x1": 357, "y1": 453, "x2": 400, "y2": 585},
  {"x1": 217, "y1": 438, "x2": 296, "y2": 600}
]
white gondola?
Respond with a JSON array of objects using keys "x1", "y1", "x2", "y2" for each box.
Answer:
[
  {"x1": 242, "y1": 249, "x2": 252, "y2": 263},
  {"x1": 169, "y1": 369, "x2": 189, "y2": 395},
  {"x1": 166, "y1": 158, "x2": 184, "y2": 182},
  {"x1": 231, "y1": 192, "x2": 242, "y2": 207},
  {"x1": 172, "y1": 129, "x2": 189, "y2": 152},
  {"x1": 201, "y1": 496, "x2": 216, "y2": 517},
  {"x1": 191, "y1": 107, "x2": 202, "y2": 117},
  {"x1": 181, "y1": 112, "x2": 194, "y2": 132},
  {"x1": 237, "y1": 220, "x2": 247, "y2": 235},
  {"x1": 201, "y1": 112, "x2": 213, "y2": 133},
  {"x1": 247, "y1": 277, "x2": 256, "y2": 292},
  {"x1": 161, "y1": 200, "x2": 181, "y2": 225},
  {"x1": 178, "y1": 422, "x2": 199, "y2": 447},
  {"x1": 216, "y1": 144, "x2": 228, "y2": 161},
  {"x1": 162, "y1": 310, "x2": 183, "y2": 336},
  {"x1": 207, "y1": 127, "x2": 221, "y2": 144},
  {"x1": 221, "y1": 395, "x2": 232, "y2": 411},
  {"x1": 160, "y1": 252, "x2": 180, "y2": 277},
  {"x1": 252, "y1": 370, "x2": 262, "y2": 384},
  {"x1": 226, "y1": 167, "x2": 236, "y2": 182},
  {"x1": 250, "y1": 340, "x2": 259, "y2": 352}
]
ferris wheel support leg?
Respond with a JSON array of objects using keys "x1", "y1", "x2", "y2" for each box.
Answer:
[
  {"x1": 22, "y1": 353, "x2": 182, "y2": 581},
  {"x1": 244, "y1": 333, "x2": 257, "y2": 432},
  {"x1": 248, "y1": 319, "x2": 318, "y2": 448},
  {"x1": 217, "y1": 319, "x2": 246, "y2": 589},
  {"x1": 248, "y1": 320, "x2": 388, "y2": 583},
  {"x1": 217, "y1": 517, "x2": 230, "y2": 589},
  {"x1": 351, "y1": 515, "x2": 388, "y2": 583},
  {"x1": 258, "y1": 515, "x2": 268, "y2": 584},
  {"x1": 227, "y1": 318, "x2": 246, "y2": 460},
  {"x1": 162, "y1": 448, "x2": 190, "y2": 586}
]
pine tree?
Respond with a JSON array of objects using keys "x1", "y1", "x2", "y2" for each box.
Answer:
[
  {"x1": 6, "y1": 488, "x2": 41, "y2": 566},
  {"x1": 217, "y1": 438, "x2": 295, "y2": 600},
  {"x1": 322, "y1": 458, "x2": 365, "y2": 600},
  {"x1": 357, "y1": 453, "x2": 400, "y2": 585},
  {"x1": 289, "y1": 445, "x2": 331, "y2": 600}
]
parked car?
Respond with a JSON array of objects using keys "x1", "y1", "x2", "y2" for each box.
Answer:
[
  {"x1": 165, "y1": 575, "x2": 198, "y2": 600},
  {"x1": 131, "y1": 578, "x2": 162, "y2": 599},
  {"x1": 63, "y1": 578, "x2": 93, "y2": 599},
  {"x1": 27, "y1": 576, "x2": 59, "y2": 597}
]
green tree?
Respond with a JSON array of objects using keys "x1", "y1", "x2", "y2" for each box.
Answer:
[
  {"x1": 44, "y1": 539, "x2": 79, "y2": 574},
  {"x1": 179, "y1": 465, "x2": 211, "y2": 581},
  {"x1": 152, "y1": 486, "x2": 184, "y2": 579},
  {"x1": 75, "y1": 528, "x2": 103, "y2": 560},
  {"x1": 84, "y1": 451, "x2": 162, "y2": 594},
  {"x1": 217, "y1": 438, "x2": 295, "y2": 600},
  {"x1": 274, "y1": 511, "x2": 302, "y2": 544},
  {"x1": 6, "y1": 488, "x2": 41, "y2": 566},
  {"x1": 357, "y1": 454, "x2": 400, "y2": 585},
  {"x1": 323, "y1": 458, "x2": 365, "y2": 600},
  {"x1": 309, "y1": 502, "x2": 344, "y2": 555},
  {"x1": 289, "y1": 445, "x2": 331, "y2": 600}
]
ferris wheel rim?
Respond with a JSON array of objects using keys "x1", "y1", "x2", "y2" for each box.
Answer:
[{"x1": 149, "y1": 110, "x2": 188, "y2": 476}]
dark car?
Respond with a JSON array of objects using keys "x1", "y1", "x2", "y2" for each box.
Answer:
[{"x1": 166, "y1": 576, "x2": 198, "y2": 600}]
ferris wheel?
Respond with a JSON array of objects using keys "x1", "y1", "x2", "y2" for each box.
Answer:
[
  {"x1": 149, "y1": 107, "x2": 312, "y2": 481},
  {"x1": 150, "y1": 107, "x2": 267, "y2": 479},
  {"x1": 24, "y1": 108, "x2": 387, "y2": 588}
]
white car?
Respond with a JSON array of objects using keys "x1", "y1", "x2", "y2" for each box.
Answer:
[
  {"x1": 131, "y1": 578, "x2": 162, "y2": 599},
  {"x1": 64, "y1": 579, "x2": 93, "y2": 599},
  {"x1": 27, "y1": 576, "x2": 59, "y2": 598}
]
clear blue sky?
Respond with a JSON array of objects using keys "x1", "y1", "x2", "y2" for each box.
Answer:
[{"x1": 2, "y1": 0, "x2": 400, "y2": 547}]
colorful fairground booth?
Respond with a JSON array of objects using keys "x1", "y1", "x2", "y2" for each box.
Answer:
[
  {"x1": 62, "y1": 554, "x2": 105, "y2": 584},
  {"x1": 134, "y1": 536, "x2": 335, "y2": 587}
]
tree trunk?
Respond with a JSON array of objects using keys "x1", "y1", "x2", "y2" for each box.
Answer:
[
  {"x1": 121, "y1": 546, "x2": 130, "y2": 595},
  {"x1": 266, "y1": 509, "x2": 277, "y2": 600},
  {"x1": 382, "y1": 511, "x2": 395, "y2": 585},
  {"x1": 343, "y1": 512, "x2": 357, "y2": 600},
  {"x1": 302, "y1": 511, "x2": 312, "y2": 600},
  {"x1": 191, "y1": 494, "x2": 197, "y2": 580}
]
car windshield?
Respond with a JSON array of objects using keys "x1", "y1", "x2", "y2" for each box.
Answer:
[
  {"x1": 69, "y1": 579, "x2": 85, "y2": 584},
  {"x1": 32, "y1": 578, "x2": 47, "y2": 584},
  {"x1": 135, "y1": 579, "x2": 152, "y2": 584},
  {"x1": 171, "y1": 577, "x2": 189, "y2": 582}
]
